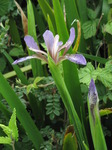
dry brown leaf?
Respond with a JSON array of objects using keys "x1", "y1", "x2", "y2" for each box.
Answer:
[{"x1": 14, "y1": 0, "x2": 28, "y2": 35}]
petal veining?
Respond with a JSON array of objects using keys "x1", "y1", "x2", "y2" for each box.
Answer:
[
  {"x1": 66, "y1": 54, "x2": 86, "y2": 65},
  {"x1": 43, "y1": 30, "x2": 54, "y2": 55},
  {"x1": 59, "y1": 27, "x2": 75, "y2": 53},
  {"x1": 12, "y1": 56, "x2": 38, "y2": 65}
]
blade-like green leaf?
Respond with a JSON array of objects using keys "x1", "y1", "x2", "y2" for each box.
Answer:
[
  {"x1": 9, "y1": 17, "x2": 21, "y2": 45},
  {"x1": 52, "y1": 0, "x2": 85, "y2": 122},
  {"x1": 0, "y1": 72, "x2": 43, "y2": 149},
  {"x1": 75, "y1": 0, "x2": 88, "y2": 23},
  {"x1": 27, "y1": 0, "x2": 43, "y2": 77},
  {"x1": 79, "y1": 52, "x2": 107, "y2": 64},
  {"x1": 47, "y1": 15, "x2": 55, "y2": 35},
  {"x1": 33, "y1": 4, "x2": 46, "y2": 34},
  {"x1": 3, "y1": 51, "x2": 28, "y2": 85},
  {"x1": 38, "y1": 0, "x2": 57, "y2": 32}
]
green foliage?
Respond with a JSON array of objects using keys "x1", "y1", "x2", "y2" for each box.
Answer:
[
  {"x1": 40, "y1": 126, "x2": 64, "y2": 150},
  {"x1": 79, "y1": 60, "x2": 112, "y2": 88},
  {"x1": 0, "y1": 0, "x2": 14, "y2": 16},
  {"x1": 0, "y1": 108, "x2": 18, "y2": 149},
  {"x1": 35, "y1": 76, "x2": 63, "y2": 120},
  {"x1": 9, "y1": 45, "x2": 25, "y2": 57},
  {"x1": 82, "y1": 20, "x2": 98, "y2": 39}
]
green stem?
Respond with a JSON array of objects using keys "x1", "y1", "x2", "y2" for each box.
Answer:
[
  {"x1": 48, "y1": 56, "x2": 86, "y2": 149},
  {"x1": 12, "y1": 141, "x2": 15, "y2": 150}
]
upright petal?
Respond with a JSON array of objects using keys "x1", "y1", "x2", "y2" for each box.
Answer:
[
  {"x1": 59, "y1": 27, "x2": 75, "y2": 53},
  {"x1": 24, "y1": 35, "x2": 39, "y2": 50},
  {"x1": 43, "y1": 30, "x2": 54, "y2": 55},
  {"x1": 12, "y1": 55, "x2": 38, "y2": 65},
  {"x1": 52, "y1": 35, "x2": 59, "y2": 61},
  {"x1": 65, "y1": 54, "x2": 86, "y2": 65}
]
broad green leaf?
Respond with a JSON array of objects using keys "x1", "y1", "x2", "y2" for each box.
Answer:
[
  {"x1": 87, "y1": 0, "x2": 103, "y2": 20},
  {"x1": 79, "y1": 63, "x2": 99, "y2": 86},
  {"x1": 100, "y1": 108, "x2": 112, "y2": 117},
  {"x1": 87, "y1": 8, "x2": 97, "y2": 20},
  {"x1": 0, "y1": 0, "x2": 10, "y2": 16},
  {"x1": 0, "y1": 137, "x2": 11, "y2": 145},
  {"x1": 9, "y1": 46, "x2": 25, "y2": 57},
  {"x1": 9, "y1": 108, "x2": 18, "y2": 141},
  {"x1": 98, "y1": 69, "x2": 112, "y2": 88},
  {"x1": 105, "y1": 21, "x2": 112, "y2": 35},
  {"x1": 79, "y1": 61, "x2": 112, "y2": 87},
  {"x1": 82, "y1": 20, "x2": 97, "y2": 39}
]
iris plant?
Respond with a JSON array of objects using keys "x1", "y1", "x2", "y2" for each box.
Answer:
[{"x1": 13, "y1": 27, "x2": 86, "y2": 65}]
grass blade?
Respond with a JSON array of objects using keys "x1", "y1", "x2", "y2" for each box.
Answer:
[
  {"x1": 27, "y1": 0, "x2": 43, "y2": 77},
  {"x1": 38, "y1": 0, "x2": 57, "y2": 32},
  {"x1": 3, "y1": 51, "x2": 28, "y2": 85},
  {"x1": 9, "y1": 17, "x2": 21, "y2": 45}
]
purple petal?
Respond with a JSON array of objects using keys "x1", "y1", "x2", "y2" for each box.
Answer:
[
  {"x1": 12, "y1": 56, "x2": 38, "y2": 65},
  {"x1": 59, "y1": 27, "x2": 75, "y2": 52},
  {"x1": 24, "y1": 35, "x2": 39, "y2": 50},
  {"x1": 43, "y1": 30, "x2": 54, "y2": 55},
  {"x1": 65, "y1": 54, "x2": 86, "y2": 65},
  {"x1": 88, "y1": 79, "x2": 98, "y2": 106}
]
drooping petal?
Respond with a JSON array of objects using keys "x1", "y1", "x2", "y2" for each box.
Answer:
[
  {"x1": 65, "y1": 54, "x2": 86, "y2": 65},
  {"x1": 43, "y1": 30, "x2": 54, "y2": 55},
  {"x1": 59, "y1": 27, "x2": 75, "y2": 53},
  {"x1": 12, "y1": 55, "x2": 38, "y2": 65},
  {"x1": 24, "y1": 35, "x2": 39, "y2": 50},
  {"x1": 88, "y1": 79, "x2": 98, "y2": 103}
]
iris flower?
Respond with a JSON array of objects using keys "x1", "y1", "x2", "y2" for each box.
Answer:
[{"x1": 12, "y1": 27, "x2": 86, "y2": 65}]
